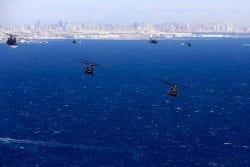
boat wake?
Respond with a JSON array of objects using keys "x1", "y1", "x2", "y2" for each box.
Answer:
[
  {"x1": 0, "y1": 137, "x2": 90, "y2": 149},
  {"x1": 0, "y1": 137, "x2": 134, "y2": 153},
  {"x1": 10, "y1": 45, "x2": 17, "y2": 49}
]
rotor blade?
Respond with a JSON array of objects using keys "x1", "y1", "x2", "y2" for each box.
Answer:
[
  {"x1": 159, "y1": 79, "x2": 172, "y2": 86},
  {"x1": 80, "y1": 59, "x2": 98, "y2": 66},
  {"x1": 80, "y1": 60, "x2": 89, "y2": 65},
  {"x1": 3, "y1": 32, "x2": 13, "y2": 37},
  {"x1": 4, "y1": 32, "x2": 21, "y2": 36},
  {"x1": 81, "y1": 59, "x2": 92, "y2": 64},
  {"x1": 80, "y1": 59, "x2": 91, "y2": 64},
  {"x1": 4, "y1": 32, "x2": 10, "y2": 35}
]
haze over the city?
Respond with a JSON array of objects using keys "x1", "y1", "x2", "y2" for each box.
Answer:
[{"x1": 1, "y1": 0, "x2": 250, "y2": 26}]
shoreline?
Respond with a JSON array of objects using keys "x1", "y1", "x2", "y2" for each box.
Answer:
[{"x1": 1, "y1": 35, "x2": 250, "y2": 44}]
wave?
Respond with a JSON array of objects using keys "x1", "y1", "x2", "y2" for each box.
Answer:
[
  {"x1": 0, "y1": 137, "x2": 94, "y2": 150},
  {"x1": 1, "y1": 137, "x2": 76, "y2": 148},
  {"x1": 0, "y1": 137, "x2": 135, "y2": 153},
  {"x1": 242, "y1": 43, "x2": 250, "y2": 47}
]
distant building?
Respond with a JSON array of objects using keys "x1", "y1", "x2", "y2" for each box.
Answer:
[
  {"x1": 35, "y1": 20, "x2": 41, "y2": 28},
  {"x1": 58, "y1": 21, "x2": 63, "y2": 28}
]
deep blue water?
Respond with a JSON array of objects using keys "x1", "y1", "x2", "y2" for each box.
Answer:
[{"x1": 0, "y1": 39, "x2": 250, "y2": 166}]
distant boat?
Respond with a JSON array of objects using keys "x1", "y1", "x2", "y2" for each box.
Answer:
[
  {"x1": 186, "y1": 42, "x2": 192, "y2": 47},
  {"x1": 180, "y1": 42, "x2": 192, "y2": 47}
]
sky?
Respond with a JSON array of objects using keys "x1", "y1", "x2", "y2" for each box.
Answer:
[{"x1": 0, "y1": 0, "x2": 250, "y2": 26}]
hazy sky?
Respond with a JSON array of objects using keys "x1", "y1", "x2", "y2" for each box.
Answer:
[{"x1": 0, "y1": 0, "x2": 250, "y2": 25}]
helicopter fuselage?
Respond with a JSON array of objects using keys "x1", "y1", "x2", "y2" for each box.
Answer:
[
  {"x1": 85, "y1": 65, "x2": 95, "y2": 74},
  {"x1": 6, "y1": 37, "x2": 17, "y2": 46},
  {"x1": 168, "y1": 85, "x2": 178, "y2": 97}
]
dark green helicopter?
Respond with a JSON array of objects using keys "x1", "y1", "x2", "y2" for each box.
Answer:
[
  {"x1": 80, "y1": 59, "x2": 98, "y2": 75},
  {"x1": 159, "y1": 79, "x2": 190, "y2": 97},
  {"x1": 4, "y1": 33, "x2": 19, "y2": 48}
]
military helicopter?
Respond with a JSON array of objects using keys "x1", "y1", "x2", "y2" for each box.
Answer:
[
  {"x1": 80, "y1": 59, "x2": 98, "y2": 75},
  {"x1": 149, "y1": 37, "x2": 158, "y2": 44},
  {"x1": 159, "y1": 79, "x2": 190, "y2": 97},
  {"x1": 72, "y1": 40, "x2": 77, "y2": 44},
  {"x1": 5, "y1": 33, "x2": 19, "y2": 48}
]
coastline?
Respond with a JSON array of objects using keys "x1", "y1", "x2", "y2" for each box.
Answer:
[{"x1": 1, "y1": 33, "x2": 250, "y2": 43}]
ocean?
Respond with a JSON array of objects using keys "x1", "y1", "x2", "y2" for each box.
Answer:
[{"x1": 0, "y1": 39, "x2": 250, "y2": 166}]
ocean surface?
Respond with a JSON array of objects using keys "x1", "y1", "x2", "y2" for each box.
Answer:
[{"x1": 0, "y1": 39, "x2": 250, "y2": 166}]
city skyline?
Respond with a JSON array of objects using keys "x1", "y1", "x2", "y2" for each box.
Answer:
[
  {"x1": 1, "y1": 21, "x2": 249, "y2": 41},
  {"x1": 1, "y1": 0, "x2": 250, "y2": 26}
]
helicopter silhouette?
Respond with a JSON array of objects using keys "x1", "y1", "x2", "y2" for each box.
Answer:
[
  {"x1": 80, "y1": 59, "x2": 98, "y2": 75},
  {"x1": 5, "y1": 33, "x2": 19, "y2": 48},
  {"x1": 159, "y1": 79, "x2": 190, "y2": 97}
]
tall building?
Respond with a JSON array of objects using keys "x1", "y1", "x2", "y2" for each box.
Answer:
[
  {"x1": 35, "y1": 20, "x2": 41, "y2": 28},
  {"x1": 58, "y1": 21, "x2": 63, "y2": 28}
]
